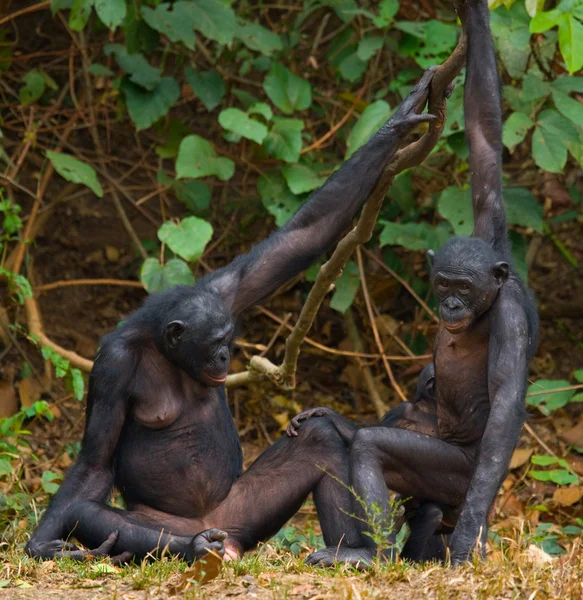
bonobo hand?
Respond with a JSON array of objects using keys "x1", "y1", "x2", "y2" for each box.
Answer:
[
  {"x1": 286, "y1": 407, "x2": 335, "y2": 437},
  {"x1": 449, "y1": 513, "x2": 488, "y2": 566},
  {"x1": 26, "y1": 531, "x2": 127, "y2": 562},
  {"x1": 188, "y1": 528, "x2": 227, "y2": 563}
]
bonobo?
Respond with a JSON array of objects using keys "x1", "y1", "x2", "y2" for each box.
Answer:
[
  {"x1": 308, "y1": 0, "x2": 539, "y2": 568},
  {"x1": 287, "y1": 364, "x2": 453, "y2": 563},
  {"x1": 26, "y1": 69, "x2": 444, "y2": 565}
]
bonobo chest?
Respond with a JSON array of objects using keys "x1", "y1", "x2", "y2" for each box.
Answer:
[
  {"x1": 434, "y1": 319, "x2": 491, "y2": 445},
  {"x1": 114, "y1": 350, "x2": 242, "y2": 518}
]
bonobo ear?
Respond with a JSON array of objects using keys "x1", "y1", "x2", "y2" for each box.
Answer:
[
  {"x1": 427, "y1": 249, "x2": 435, "y2": 267},
  {"x1": 426, "y1": 376, "x2": 435, "y2": 397},
  {"x1": 165, "y1": 320, "x2": 186, "y2": 348},
  {"x1": 492, "y1": 261, "x2": 509, "y2": 285}
]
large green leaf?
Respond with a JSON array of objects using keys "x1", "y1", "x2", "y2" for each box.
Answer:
[
  {"x1": 374, "y1": 0, "x2": 399, "y2": 27},
  {"x1": 185, "y1": 68, "x2": 225, "y2": 111},
  {"x1": 282, "y1": 164, "x2": 325, "y2": 195},
  {"x1": 437, "y1": 187, "x2": 473, "y2": 237},
  {"x1": 527, "y1": 379, "x2": 576, "y2": 415},
  {"x1": 263, "y1": 63, "x2": 312, "y2": 115},
  {"x1": 158, "y1": 217, "x2": 214, "y2": 262},
  {"x1": 379, "y1": 222, "x2": 441, "y2": 251},
  {"x1": 345, "y1": 100, "x2": 391, "y2": 159},
  {"x1": 218, "y1": 108, "x2": 268, "y2": 144},
  {"x1": 338, "y1": 53, "x2": 367, "y2": 83},
  {"x1": 491, "y1": 3, "x2": 531, "y2": 78},
  {"x1": 551, "y1": 89, "x2": 583, "y2": 128},
  {"x1": 69, "y1": 0, "x2": 93, "y2": 31},
  {"x1": 176, "y1": 135, "x2": 235, "y2": 181},
  {"x1": 94, "y1": 0, "x2": 126, "y2": 30},
  {"x1": 557, "y1": 13, "x2": 583, "y2": 74},
  {"x1": 357, "y1": 36, "x2": 383, "y2": 61},
  {"x1": 141, "y1": 3, "x2": 196, "y2": 50},
  {"x1": 330, "y1": 260, "x2": 360, "y2": 313},
  {"x1": 264, "y1": 118, "x2": 304, "y2": 163},
  {"x1": 504, "y1": 188, "x2": 544, "y2": 232},
  {"x1": 236, "y1": 21, "x2": 283, "y2": 56},
  {"x1": 105, "y1": 44, "x2": 161, "y2": 90},
  {"x1": 532, "y1": 109, "x2": 579, "y2": 172},
  {"x1": 141, "y1": 258, "x2": 195, "y2": 293},
  {"x1": 188, "y1": 0, "x2": 235, "y2": 45},
  {"x1": 257, "y1": 172, "x2": 302, "y2": 226},
  {"x1": 121, "y1": 77, "x2": 180, "y2": 131},
  {"x1": 503, "y1": 112, "x2": 534, "y2": 151},
  {"x1": 46, "y1": 152, "x2": 103, "y2": 197}
]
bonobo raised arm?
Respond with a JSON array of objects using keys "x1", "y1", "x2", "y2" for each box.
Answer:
[{"x1": 27, "y1": 69, "x2": 446, "y2": 565}]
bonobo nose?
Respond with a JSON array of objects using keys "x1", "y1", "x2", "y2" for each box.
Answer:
[
  {"x1": 218, "y1": 347, "x2": 229, "y2": 363},
  {"x1": 445, "y1": 297, "x2": 462, "y2": 311}
]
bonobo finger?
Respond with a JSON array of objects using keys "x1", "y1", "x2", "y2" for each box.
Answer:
[
  {"x1": 110, "y1": 551, "x2": 134, "y2": 565},
  {"x1": 445, "y1": 81, "x2": 455, "y2": 99},
  {"x1": 205, "y1": 528, "x2": 228, "y2": 542},
  {"x1": 407, "y1": 113, "x2": 438, "y2": 124},
  {"x1": 207, "y1": 541, "x2": 226, "y2": 556},
  {"x1": 92, "y1": 531, "x2": 119, "y2": 556},
  {"x1": 286, "y1": 416, "x2": 303, "y2": 437}
]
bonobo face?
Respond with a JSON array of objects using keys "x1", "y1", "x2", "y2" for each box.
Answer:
[
  {"x1": 163, "y1": 290, "x2": 234, "y2": 387},
  {"x1": 415, "y1": 363, "x2": 435, "y2": 402},
  {"x1": 429, "y1": 237, "x2": 508, "y2": 334}
]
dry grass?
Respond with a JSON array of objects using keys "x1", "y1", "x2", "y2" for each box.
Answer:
[{"x1": 2, "y1": 531, "x2": 582, "y2": 600}]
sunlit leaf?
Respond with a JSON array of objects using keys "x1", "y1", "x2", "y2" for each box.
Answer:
[
  {"x1": 218, "y1": 108, "x2": 268, "y2": 144},
  {"x1": 140, "y1": 258, "x2": 195, "y2": 293},
  {"x1": 257, "y1": 172, "x2": 302, "y2": 226},
  {"x1": 345, "y1": 100, "x2": 391, "y2": 159},
  {"x1": 176, "y1": 135, "x2": 235, "y2": 181},
  {"x1": 503, "y1": 112, "x2": 534, "y2": 151},
  {"x1": 46, "y1": 152, "x2": 103, "y2": 197},
  {"x1": 282, "y1": 164, "x2": 325, "y2": 195},
  {"x1": 330, "y1": 260, "x2": 360, "y2": 313},
  {"x1": 263, "y1": 63, "x2": 312, "y2": 115},
  {"x1": 264, "y1": 118, "x2": 304, "y2": 163},
  {"x1": 158, "y1": 217, "x2": 213, "y2": 263}
]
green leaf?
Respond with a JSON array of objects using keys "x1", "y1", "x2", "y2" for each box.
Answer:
[
  {"x1": 282, "y1": 164, "x2": 325, "y2": 195},
  {"x1": 69, "y1": 0, "x2": 93, "y2": 31},
  {"x1": 236, "y1": 21, "x2": 283, "y2": 56},
  {"x1": 509, "y1": 231, "x2": 528, "y2": 283},
  {"x1": 531, "y1": 455, "x2": 565, "y2": 467},
  {"x1": 0, "y1": 459, "x2": 13, "y2": 477},
  {"x1": 379, "y1": 222, "x2": 439, "y2": 251},
  {"x1": 158, "y1": 173, "x2": 211, "y2": 215},
  {"x1": 121, "y1": 77, "x2": 180, "y2": 131},
  {"x1": 374, "y1": 0, "x2": 399, "y2": 27},
  {"x1": 218, "y1": 108, "x2": 268, "y2": 144},
  {"x1": 345, "y1": 100, "x2": 391, "y2": 159},
  {"x1": 503, "y1": 112, "x2": 534, "y2": 151},
  {"x1": 46, "y1": 152, "x2": 103, "y2": 197},
  {"x1": 140, "y1": 257, "x2": 195, "y2": 293},
  {"x1": 158, "y1": 217, "x2": 213, "y2": 263},
  {"x1": 530, "y1": 7, "x2": 562, "y2": 33},
  {"x1": 357, "y1": 36, "x2": 384, "y2": 61},
  {"x1": 490, "y1": 4, "x2": 532, "y2": 78},
  {"x1": 330, "y1": 260, "x2": 360, "y2": 313},
  {"x1": 532, "y1": 109, "x2": 580, "y2": 173},
  {"x1": 263, "y1": 63, "x2": 312, "y2": 115},
  {"x1": 184, "y1": 68, "x2": 226, "y2": 111},
  {"x1": 504, "y1": 188, "x2": 544, "y2": 232},
  {"x1": 263, "y1": 118, "x2": 304, "y2": 163},
  {"x1": 188, "y1": 0, "x2": 235, "y2": 45},
  {"x1": 557, "y1": 13, "x2": 583, "y2": 74},
  {"x1": 248, "y1": 103, "x2": 273, "y2": 121},
  {"x1": 94, "y1": 0, "x2": 126, "y2": 30},
  {"x1": 156, "y1": 119, "x2": 191, "y2": 159},
  {"x1": 19, "y1": 72, "x2": 45, "y2": 106},
  {"x1": 41, "y1": 470, "x2": 62, "y2": 495},
  {"x1": 257, "y1": 172, "x2": 302, "y2": 226},
  {"x1": 522, "y1": 73, "x2": 550, "y2": 103},
  {"x1": 88, "y1": 63, "x2": 114, "y2": 77},
  {"x1": 530, "y1": 470, "x2": 552, "y2": 482},
  {"x1": 574, "y1": 369, "x2": 583, "y2": 383},
  {"x1": 549, "y1": 469, "x2": 579, "y2": 485},
  {"x1": 551, "y1": 89, "x2": 583, "y2": 127},
  {"x1": 527, "y1": 379, "x2": 575, "y2": 414},
  {"x1": 438, "y1": 187, "x2": 473, "y2": 237},
  {"x1": 141, "y1": 3, "x2": 196, "y2": 50},
  {"x1": 70, "y1": 368, "x2": 85, "y2": 401},
  {"x1": 51, "y1": 0, "x2": 74, "y2": 15},
  {"x1": 339, "y1": 53, "x2": 367, "y2": 83},
  {"x1": 176, "y1": 135, "x2": 235, "y2": 181},
  {"x1": 105, "y1": 44, "x2": 161, "y2": 90}
]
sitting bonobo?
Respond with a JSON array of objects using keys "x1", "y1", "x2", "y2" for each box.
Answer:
[
  {"x1": 304, "y1": 0, "x2": 539, "y2": 568},
  {"x1": 26, "y1": 69, "x2": 444, "y2": 565}
]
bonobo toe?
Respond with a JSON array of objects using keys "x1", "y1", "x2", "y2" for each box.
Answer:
[{"x1": 305, "y1": 547, "x2": 374, "y2": 570}]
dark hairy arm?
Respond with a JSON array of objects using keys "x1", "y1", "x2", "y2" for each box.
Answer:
[
  {"x1": 207, "y1": 69, "x2": 440, "y2": 315},
  {"x1": 450, "y1": 290, "x2": 529, "y2": 564},
  {"x1": 460, "y1": 0, "x2": 509, "y2": 255}
]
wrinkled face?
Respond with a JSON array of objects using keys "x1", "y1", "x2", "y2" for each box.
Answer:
[
  {"x1": 431, "y1": 264, "x2": 508, "y2": 333},
  {"x1": 163, "y1": 291, "x2": 235, "y2": 387}
]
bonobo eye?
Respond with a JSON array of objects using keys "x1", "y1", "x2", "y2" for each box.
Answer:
[
  {"x1": 459, "y1": 283, "x2": 470, "y2": 294},
  {"x1": 437, "y1": 281, "x2": 448, "y2": 293}
]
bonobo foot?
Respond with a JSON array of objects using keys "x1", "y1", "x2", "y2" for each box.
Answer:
[
  {"x1": 286, "y1": 407, "x2": 335, "y2": 437},
  {"x1": 305, "y1": 546, "x2": 375, "y2": 570},
  {"x1": 26, "y1": 531, "x2": 131, "y2": 563},
  {"x1": 188, "y1": 528, "x2": 227, "y2": 563}
]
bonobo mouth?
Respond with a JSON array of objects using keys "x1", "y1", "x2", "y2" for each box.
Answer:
[
  {"x1": 443, "y1": 316, "x2": 472, "y2": 333},
  {"x1": 202, "y1": 370, "x2": 228, "y2": 386}
]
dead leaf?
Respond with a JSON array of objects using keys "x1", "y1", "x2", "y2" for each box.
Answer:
[
  {"x1": 171, "y1": 551, "x2": 222, "y2": 592},
  {"x1": 509, "y1": 447, "x2": 533, "y2": 470},
  {"x1": 0, "y1": 306, "x2": 10, "y2": 346},
  {"x1": 18, "y1": 377, "x2": 43, "y2": 408},
  {"x1": 0, "y1": 380, "x2": 18, "y2": 418},
  {"x1": 561, "y1": 420, "x2": 583, "y2": 447},
  {"x1": 552, "y1": 486, "x2": 583, "y2": 507},
  {"x1": 524, "y1": 544, "x2": 553, "y2": 565},
  {"x1": 105, "y1": 246, "x2": 120, "y2": 262}
]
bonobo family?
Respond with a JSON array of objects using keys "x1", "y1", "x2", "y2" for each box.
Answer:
[{"x1": 27, "y1": 0, "x2": 538, "y2": 569}]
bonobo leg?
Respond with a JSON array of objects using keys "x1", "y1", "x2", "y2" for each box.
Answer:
[
  {"x1": 310, "y1": 428, "x2": 475, "y2": 566},
  {"x1": 63, "y1": 502, "x2": 226, "y2": 564},
  {"x1": 401, "y1": 502, "x2": 446, "y2": 563},
  {"x1": 203, "y1": 417, "x2": 370, "y2": 567}
]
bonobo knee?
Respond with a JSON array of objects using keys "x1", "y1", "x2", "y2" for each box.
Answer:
[
  {"x1": 293, "y1": 415, "x2": 343, "y2": 449},
  {"x1": 351, "y1": 427, "x2": 383, "y2": 458}
]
